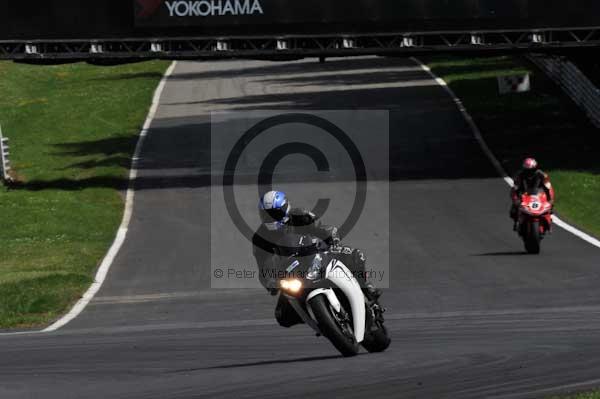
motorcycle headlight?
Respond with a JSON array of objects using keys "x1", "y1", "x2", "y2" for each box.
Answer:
[
  {"x1": 280, "y1": 278, "x2": 303, "y2": 294},
  {"x1": 306, "y1": 254, "x2": 323, "y2": 281}
]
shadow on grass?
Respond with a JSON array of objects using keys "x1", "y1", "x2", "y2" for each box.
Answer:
[
  {"x1": 10, "y1": 175, "x2": 214, "y2": 192},
  {"x1": 53, "y1": 136, "x2": 138, "y2": 157},
  {"x1": 426, "y1": 55, "x2": 600, "y2": 177},
  {"x1": 11, "y1": 176, "x2": 128, "y2": 191},
  {"x1": 6, "y1": 136, "x2": 138, "y2": 191},
  {"x1": 64, "y1": 156, "x2": 132, "y2": 170},
  {"x1": 90, "y1": 71, "x2": 165, "y2": 81}
]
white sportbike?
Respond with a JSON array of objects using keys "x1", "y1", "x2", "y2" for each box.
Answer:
[{"x1": 274, "y1": 234, "x2": 390, "y2": 357}]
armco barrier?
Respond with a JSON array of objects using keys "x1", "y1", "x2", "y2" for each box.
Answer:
[{"x1": 529, "y1": 55, "x2": 600, "y2": 128}]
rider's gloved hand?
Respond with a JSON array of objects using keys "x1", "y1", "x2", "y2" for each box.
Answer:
[
  {"x1": 262, "y1": 276, "x2": 278, "y2": 295},
  {"x1": 332, "y1": 236, "x2": 341, "y2": 248},
  {"x1": 329, "y1": 227, "x2": 341, "y2": 248}
]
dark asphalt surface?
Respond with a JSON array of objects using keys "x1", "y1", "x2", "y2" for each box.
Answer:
[{"x1": 2, "y1": 57, "x2": 600, "y2": 399}]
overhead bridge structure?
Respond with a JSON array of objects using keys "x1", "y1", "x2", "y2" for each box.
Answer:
[
  {"x1": 2, "y1": 27, "x2": 600, "y2": 61},
  {"x1": 1, "y1": 0, "x2": 600, "y2": 61}
]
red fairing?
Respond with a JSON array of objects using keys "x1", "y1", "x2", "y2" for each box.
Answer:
[{"x1": 519, "y1": 192, "x2": 553, "y2": 233}]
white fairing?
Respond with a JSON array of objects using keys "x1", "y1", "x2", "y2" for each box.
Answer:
[{"x1": 307, "y1": 260, "x2": 366, "y2": 343}]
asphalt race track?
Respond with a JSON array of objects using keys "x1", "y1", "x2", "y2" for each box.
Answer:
[{"x1": 2, "y1": 57, "x2": 600, "y2": 399}]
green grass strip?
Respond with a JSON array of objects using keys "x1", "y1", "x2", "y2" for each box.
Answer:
[
  {"x1": 549, "y1": 391, "x2": 600, "y2": 399},
  {"x1": 0, "y1": 60, "x2": 169, "y2": 329}
]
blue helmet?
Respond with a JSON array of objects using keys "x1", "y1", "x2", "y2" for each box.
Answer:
[{"x1": 259, "y1": 191, "x2": 291, "y2": 229}]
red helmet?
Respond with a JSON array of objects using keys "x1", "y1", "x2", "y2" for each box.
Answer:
[{"x1": 522, "y1": 158, "x2": 538, "y2": 171}]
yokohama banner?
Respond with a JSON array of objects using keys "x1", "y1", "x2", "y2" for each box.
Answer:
[
  {"x1": 133, "y1": 0, "x2": 524, "y2": 28},
  {"x1": 1, "y1": 0, "x2": 600, "y2": 40},
  {"x1": 132, "y1": 0, "x2": 600, "y2": 30}
]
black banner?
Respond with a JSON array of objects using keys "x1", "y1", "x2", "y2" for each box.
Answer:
[
  {"x1": 132, "y1": 0, "x2": 600, "y2": 32},
  {"x1": 1, "y1": 0, "x2": 599, "y2": 40},
  {"x1": 134, "y1": 0, "x2": 528, "y2": 28}
]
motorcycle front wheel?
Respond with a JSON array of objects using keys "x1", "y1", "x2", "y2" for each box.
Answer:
[
  {"x1": 524, "y1": 221, "x2": 541, "y2": 254},
  {"x1": 310, "y1": 295, "x2": 360, "y2": 357}
]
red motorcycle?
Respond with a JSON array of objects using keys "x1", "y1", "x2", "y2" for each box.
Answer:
[{"x1": 517, "y1": 189, "x2": 553, "y2": 254}]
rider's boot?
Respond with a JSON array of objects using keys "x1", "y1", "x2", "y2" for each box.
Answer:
[
  {"x1": 365, "y1": 287, "x2": 386, "y2": 329},
  {"x1": 349, "y1": 248, "x2": 382, "y2": 302},
  {"x1": 510, "y1": 204, "x2": 518, "y2": 231},
  {"x1": 363, "y1": 282, "x2": 382, "y2": 302}
]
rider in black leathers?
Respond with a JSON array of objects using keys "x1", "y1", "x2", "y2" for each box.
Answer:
[{"x1": 252, "y1": 191, "x2": 381, "y2": 327}]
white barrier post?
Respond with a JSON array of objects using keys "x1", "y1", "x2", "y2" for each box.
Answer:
[{"x1": 0, "y1": 123, "x2": 12, "y2": 182}]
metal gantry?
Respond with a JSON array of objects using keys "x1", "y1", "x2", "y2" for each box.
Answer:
[{"x1": 1, "y1": 26, "x2": 600, "y2": 61}]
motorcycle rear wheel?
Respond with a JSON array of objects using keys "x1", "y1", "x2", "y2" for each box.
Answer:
[{"x1": 310, "y1": 295, "x2": 360, "y2": 357}]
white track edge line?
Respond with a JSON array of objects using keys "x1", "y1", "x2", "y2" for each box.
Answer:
[
  {"x1": 411, "y1": 57, "x2": 600, "y2": 250},
  {"x1": 40, "y1": 61, "x2": 178, "y2": 333}
]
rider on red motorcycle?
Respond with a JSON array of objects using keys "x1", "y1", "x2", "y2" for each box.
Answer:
[{"x1": 510, "y1": 158, "x2": 554, "y2": 230}]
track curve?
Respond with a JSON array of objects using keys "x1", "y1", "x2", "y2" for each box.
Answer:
[{"x1": 1, "y1": 57, "x2": 600, "y2": 399}]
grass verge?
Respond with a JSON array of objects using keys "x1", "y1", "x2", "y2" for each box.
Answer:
[
  {"x1": 423, "y1": 55, "x2": 600, "y2": 238},
  {"x1": 549, "y1": 391, "x2": 600, "y2": 399},
  {"x1": 0, "y1": 60, "x2": 169, "y2": 329}
]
